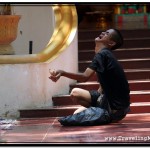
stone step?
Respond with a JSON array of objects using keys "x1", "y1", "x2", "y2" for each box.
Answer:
[
  {"x1": 19, "y1": 102, "x2": 150, "y2": 118},
  {"x1": 78, "y1": 29, "x2": 150, "y2": 40},
  {"x1": 130, "y1": 102, "x2": 150, "y2": 114},
  {"x1": 130, "y1": 91, "x2": 150, "y2": 103},
  {"x1": 114, "y1": 48, "x2": 150, "y2": 59},
  {"x1": 123, "y1": 69, "x2": 150, "y2": 80},
  {"x1": 119, "y1": 58, "x2": 150, "y2": 69},
  {"x1": 52, "y1": 91, "x2": 150, "y2": 106},
  {"x1": 70, "y1": 80, "x2": 150, "y2": 91},
  {"x1": 129, "y1": 80, "x2": 150, "y2": 91},
  {"x1": 78, "y1": 38, "x2": 150, "y2": 50},
  {"x1": 88, "y1": 69, "x2": 150, "y2": 81},
  {"x1": 79, "y1": 58, "x2": 150, "y2": 71},
  {"x1": 79, "y1": 48, "x2": 150, "y2": 61},
  {"x1": 19, "y1": 105, "x2": 80, "y2": 118}
]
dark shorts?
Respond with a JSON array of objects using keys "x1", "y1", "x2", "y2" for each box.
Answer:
[
  {"x1": 89, "y1": 90, "x2": 101, "y2": 107},
  {"x1": 89, "y1": 90, "x2": 130, "y2": 122},
  {"x1": 89, "y1": 90, "x2": 109, "y2": 110}
]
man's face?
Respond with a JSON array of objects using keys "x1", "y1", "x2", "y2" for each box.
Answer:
[{"x1": 95, "y1": 29, "x2": 114, "y2": 44}]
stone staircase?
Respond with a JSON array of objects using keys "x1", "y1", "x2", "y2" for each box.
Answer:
[{"x1": 20, "y1": 29, "x2": 150, "y2": 118}]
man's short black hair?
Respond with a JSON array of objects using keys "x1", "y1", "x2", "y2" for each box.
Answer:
[{"x1": 110, "y1": 29, "x2": 124, "y2": 50}]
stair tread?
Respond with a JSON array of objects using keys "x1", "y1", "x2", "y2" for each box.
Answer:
[
  {"x1": 130, "y1": 90, "x2": 150, "y2": 94},
  {"x1": 116, "y1": 47, "x2": 150, "y2": 51},
  {"x1": 51, "y1": 105, "x2": 80, "y2": 109},
  {"x1": 124, "y1": 69, "x2": 150, "y2": 72},
  {"x1": 79, "y1": 28, "x2": 150, "y2": 32},
  {"x1": 130, "y1": 102, "x2": 150, "y2": 106},
  {"x1": 21, "y1": 102, "x2": 150, "y2": 111},
  {"x1": 79, "y1": 69, "x2": 150, "y2": 73},
  {"x1": 70, "y1": 80, "x2": 150, "y2": 93},
  {"x1": 20, "y1": 112, "x2": 150, "y2": 119},
  {"x1": 19, "y1": 102, "x2": 150, "y2": 118},
  {"x1": 118, "y1": 58, "x2": 150, "y2": 61},
  {"x1": 73, "y1": 79, "x2": 150, "y2": 85},
  {"x1": 129, "y1": 79, "x2": 150, "y2": 83},
  {"x1": 79, "y1": 47, "x2": 150, "y2": 52},
  {"x1": 20, "y1": 105, "x2": 81, "y2": 111},
  {"x1": 79, "y1": 58, "x2": 150, "y2": 63},
  {"x1": 79, "y1": 37, "x2": 150, "y2": 42},
  {"x1": 53, "y1": 90, "x2": 150, "y2": 98},
  {"x1": 53, "y1": 102, "x2": 150, "y2": 108}
]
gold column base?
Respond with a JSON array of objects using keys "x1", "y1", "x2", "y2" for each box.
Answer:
[{"x1": 0, "y1": 44, "x2": 15, "y2": 55}]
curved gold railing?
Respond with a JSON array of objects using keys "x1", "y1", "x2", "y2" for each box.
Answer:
[{"x1": 0, "y1": 5, "x2": 77, "y2": 64}]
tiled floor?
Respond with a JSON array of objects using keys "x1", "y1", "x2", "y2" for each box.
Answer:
[{"x1": 0, "y1": 113, "x2": 150, "y2": 145}]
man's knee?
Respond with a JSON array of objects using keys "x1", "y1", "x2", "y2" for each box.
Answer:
[
  {"x1": 70, "y1": 88, "x2": 91, "y2": 106},
  {"x1": 70, "y1": 88, "x2": 81, "y2": 98}
]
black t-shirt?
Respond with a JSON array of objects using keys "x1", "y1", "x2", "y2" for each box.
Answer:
[{"x1": 89, "y1": 48, "x2": 130, "y2": 110}]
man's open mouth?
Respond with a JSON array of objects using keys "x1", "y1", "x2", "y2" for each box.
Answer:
[{"x1": 99, "y1": 35, "x2": 102, "y2": 39}]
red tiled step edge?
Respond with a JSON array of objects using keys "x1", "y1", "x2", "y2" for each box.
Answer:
[
  {"x1": 89, "y1": 69, "x2": 150, "y2": 81},
  {"x1": 19, "y1": 102, "x2": 150, "y2": 118},
  {"x1": 123, "y1": 69, "x2": 150, "y2": 80},
  {"x1": 69, "y1": 80, "x2": 150, "y2": 91},
  {"x1": 78, "y1": 29, "x2": 150, "y2": 40},
  {"x1": 114, "y1": 48, "x2": 150, "y2": 59},
  {"x1": 130, "y1": 102, "x2": 150, "y2": 114},
  {"x1": 78, "y1": 38, "x2": 150, "y2": 50},
  {"x1": 119, "y1": 58, "x2": 150, "y2": 69},
  {"x1": 129, "y1": 80, "x2": 150, "y2": 91},
  {"x1": 52, "y1": 91, "x2": 150, "y2": 106},
  {"x1": 79, "y1": 48, "x2": 150, "y2": 61},
  {"x1": 130, "y1": 91, "x2": 150, "y2": 103},
  {"x1": 79, "y1": 58, "x2": 150, "y2": 71},
  {"x1": 19, "y1": 105, "x2": 80, "y2": 118}
]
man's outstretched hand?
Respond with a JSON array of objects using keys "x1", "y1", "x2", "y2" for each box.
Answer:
[{"x1": 49, "y1": 69, "x2": 62, "y2": 82}]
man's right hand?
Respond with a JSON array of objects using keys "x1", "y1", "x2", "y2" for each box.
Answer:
[
  {"x1": 49, "y1": 69, "x2": 62, "y2": 82},
  {"x1": 48, "y1": 68, "x2": 95, "y2": 83}
]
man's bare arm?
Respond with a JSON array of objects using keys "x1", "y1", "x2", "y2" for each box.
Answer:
[{"x1": 49, "y1": 68, "x2": 95, "y2": 82}]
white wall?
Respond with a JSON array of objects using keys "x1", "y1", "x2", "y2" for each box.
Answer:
[
  {"x1": 0, "y1": 33, "x2": 78, "y2": 118},
  {"x1": 0, "y1": 5, "x2": 78, "y2": 118},
  {"x1": 12, "y1": 5, "x2": 54, "y2": 55}
]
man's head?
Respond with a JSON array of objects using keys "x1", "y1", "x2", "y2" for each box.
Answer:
[{"x1": 95, "y1": 29, "x2": 124, "y2": 51}]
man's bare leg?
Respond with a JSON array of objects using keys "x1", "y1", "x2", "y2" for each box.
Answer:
[
  {"x1": 70, "y1": 88, "x2": 92, "y2": 114},
  {"x1": 73, "y1": 107, "x2": 87, "y2": 114}
]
